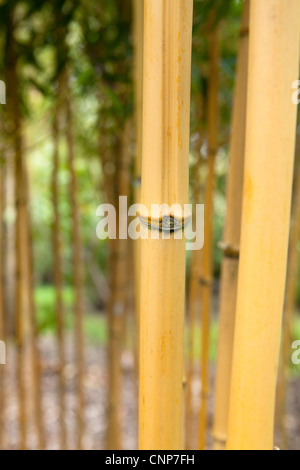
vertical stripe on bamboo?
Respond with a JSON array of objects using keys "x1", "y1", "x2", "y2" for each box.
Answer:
[
  {"x1": 227, "y1": 0, "x2": 300, "y2": 451},
  {"x1": 139, "y1": 0, "x2": 193, "y2": 450}
]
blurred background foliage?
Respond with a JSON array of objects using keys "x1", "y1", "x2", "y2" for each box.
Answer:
[{"x1": 0, "y1": 0, "x2": 299, "y2": 338}]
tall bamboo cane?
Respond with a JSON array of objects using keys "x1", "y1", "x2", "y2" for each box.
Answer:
[
  {"x1": 52, "y1": 93, "x2": 67, "y2": 450},
  {"x1": 186, "y1": 135, "x2": 204, "y2": 449},
  {"x1": 65, "y1": 81, "x2": 85, "y2": 450},
  {"x1": 6, "y1": 14, "x2": 27, "y2": 448},
  {"x1": 0, "y1": 155, "x2": 5, "y2": 450},
  {"x1": 107, "y1": 122, "x2": 132, "y2": 450},
  {"x1": 227, "y1": 0, "x2": 300, "y2": 450},
  {"x1": 139, "y1": 0, "x2": 193, "y2": 450},
  {"x1": 198, "y1": 28, "x2": 220, "y2": 451},
  {"x1": 133, "y1": 0, "x2": 144, "y2": 362},
  {"x1": 25, "y1": 168, "x2": 46, "y2": 450},
  {"x1": 212, "y1": 0, "x2": 250, "y2": 450}
]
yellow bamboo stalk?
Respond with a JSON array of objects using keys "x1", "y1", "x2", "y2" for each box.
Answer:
[
  {"x1": 276, "y1": 138, "x2": 300, "y2": 448},
  {"x1": 186, "y1": 140, "x2": 204, "y2": 450},
  {"x1": 25, "y1": 169, "x2": 46, "y2": 450},
  {"x1": 65, "y1": 81, "x2": 85, "y2": 450},
  {"x1": 139, "y1": 0, "x2": 193, "y2": 450},
  {"x1": 227, "y1": 0, "x2": 300, "y2": 450},
  {"x1": 6, "y1": 16, "x2": 27, "y2": 448},
  {"x1": 52, "y1": 97, "x2": 67, "y2": 450},
  {"x1": 198, "y1": 28, "x2": 220, "y2": 451},
  {"x1": 212, "y1": 0, "x2": 250, "y2": 450},
  {"x1": 133, "y1": 0, "x2": 144, "y2": 362}
]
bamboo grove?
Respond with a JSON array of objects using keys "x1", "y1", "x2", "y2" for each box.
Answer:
[{"x1": 0, "y1": 0, "x2": 299, "y2": 451}]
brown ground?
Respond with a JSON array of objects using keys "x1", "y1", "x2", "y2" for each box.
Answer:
[{"x1": 1, "y1": 336, "x2": 299, "y2": 450}]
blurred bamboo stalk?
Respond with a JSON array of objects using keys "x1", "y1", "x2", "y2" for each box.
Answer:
[
  {"x1": 276, "y1": 138, "x2": 300, "y2": 449},
  {"x1": 198, "y1": 27, "x2": 220, "y2": 451},
  {"x1": 212, "y1": 0, "x2": 250, "y2": 450},
  {"x1": 25, "y1": 167, "x2": 46, "y2": 450},
  {"x1": 65, "y1": 80, "x2": 85, "y2": 450},
  {"x1": 0, "y1": 151, "x2": 6, "y2": 450},
  {"x1": 6, "y1": 12, "x2": 27, "y2": 449},
  {"x1": 133, "y1": 0, "x2": 144, "y2": 365},
  {"x1": 139, "y1": 0, "x2": 193, "y2": 450},
  {"x1": 186, "y1": 136, "x2": 204, "y2": 449},
  {"x1": 52, "y1": 91, "x2": 67, "y2": 450},
  {"x1": 227, "y1": 0, "x2": 300, "y2": 450},
  {"x1": 107, "y1": 121, "x2": 132, "y2": 450}
]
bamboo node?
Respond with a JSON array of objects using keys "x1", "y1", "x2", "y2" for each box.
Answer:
[
  {"x1": 139, "y1": 214, "x2": 191, "y2": 234},
  {"x1": 240, "y1": 27, "x2": 249, "y2": 38},
  {"x1": 218, "y1": 241, "x2": 240, "y2": 259},
  {"x1": 199, "y1": 276, "x2": 213, "y2": 287}
]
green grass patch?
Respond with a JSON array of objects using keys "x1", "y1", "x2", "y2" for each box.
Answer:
[
  {"x1": 35, "y1": 285, "x2": 107, "y2": 345},
  {"x1": 35, "y1": 285, "x2": 74, "y2": 333}
]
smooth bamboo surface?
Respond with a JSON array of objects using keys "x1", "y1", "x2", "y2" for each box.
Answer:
[
  {"x1": 227, "y1": 0, "x2": 300, "y2": 450},
  {"x1": 139, "y1": 0, "x2": 193, "y2": 450},
  {"x1": 133, "y1": 0, "x2": 144, "y2": 361},
  {"x1": 212, "y1": 0, "x2": 250, "y2": 450}
]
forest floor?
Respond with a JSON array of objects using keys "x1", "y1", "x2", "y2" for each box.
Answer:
[{"x1": 1, "y1": 334, "x2": 300, "y2": 450}]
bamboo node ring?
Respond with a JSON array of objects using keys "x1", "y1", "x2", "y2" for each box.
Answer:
[
  {"x1": 138, "y1": 214, "x2": 191, "y2": 233},
  {"x1": 199, "y1": 276, "x2": 213, "y2": 287},
  {"x1": 240, "y1": 27, "x2": 249, "y2": 38},
  {"x1": 218, "y1": 241, "x2": 240, "y2": 259}
]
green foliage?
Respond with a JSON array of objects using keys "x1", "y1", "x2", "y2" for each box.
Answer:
[
  {"x1": 35, "y1": 285, "x2": 108, "y2": 344},
  {"x1": 35, "y1": 285, "x2": 74, "y2": 333},
  {"x1": 0, "y1": 0, "x2": 247, "y2": 310}
]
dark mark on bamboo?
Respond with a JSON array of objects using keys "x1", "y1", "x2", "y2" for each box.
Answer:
[{"x1": 139, "y1": 214, "x2": 191, "y2": 233}]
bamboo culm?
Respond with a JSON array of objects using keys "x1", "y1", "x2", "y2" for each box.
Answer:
[
  {"x1": 212, "y1": 0, "x2": 250, "y2": 450},
  {"x1": 227, "y1": 0, "x2": 300, "y2": 450}
]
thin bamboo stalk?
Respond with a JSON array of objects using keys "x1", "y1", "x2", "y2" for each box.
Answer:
[
  {"x1": 6, "y1": 15, "x2": 27, "y2": 448},
  {"x1": 276, "y1": 138, "x2": 300, "y2": 449},
  {"x1": 106, "y1": 122, "x2": 132, "y2": 450},
  {"x1": 212, "y1": 0, "x2": 250, "y2": 450},
  {"x1": 0, "y1": 154, "x2": 5, "y2": 450},
  {"x1": 25, "y1": 167, "x2": 46, "y2": 450},
  {"x1": 133, "y1": 0, "x2": 144, "y2": 364},
  {"x1": 198, "y1": 28, "x2": 220, "y2": 451},
  {"x1": 96, "y1": 92, "x2": 122, "y2": 450},
  {"x1": 186, "y1": 141, "x2": 204, "y2": 449},
  {"x1": 227, "y1": 0, "x2": 300, "y2": 450},
  {"x1": 65, "y1": 80, "x2": 85, "y2": 450},
  {"x1": 52, "y1": 96, "x2": 67, "y2": 450},
  {"x1": 139, "y1": 0, "x2": 193, "y2": 450}
]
